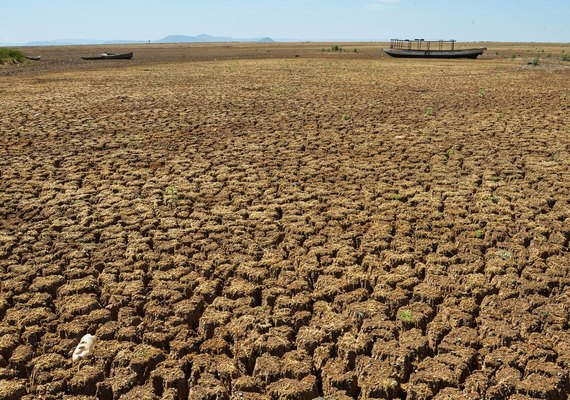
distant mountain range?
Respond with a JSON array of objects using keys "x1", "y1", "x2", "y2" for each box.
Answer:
[
  {"x1": 157, "y1": 34, "x2": 275, "y2": 44},
  {"x1": 2, "y1": 34, "x2": 275, "y2": 47}
]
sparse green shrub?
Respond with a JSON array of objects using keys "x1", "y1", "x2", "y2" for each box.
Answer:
[
  {"x1": 483, "y1": 194, "x2": 501, "y2": 204},
  {"x1": 342, "y1": 113, "x2": 351, "y2": 121},
  {"x1": 475, "y1": 230, "x2": 485, "y2": 239},
  {"x1": 498, "y1": 249, "x2": 512, "y2": 260},
  {"x1": 561, "y1": 54, "x2": 570, "y2": 61},
  {"x1": 531, "y1": 55, "x2": 541, "y2": 66},
  {"x1": 398, "y1": 310, "x2": 414, "y2": 323},
  {"x1": 164, "y1": 185, "x2": 179, "y2": 207},
  {"x1": 323, "y1": 45, "x2": 344, "y2": 53},
  {"x1": 425, "y1": 106, "x2": 435, "y2": 116},
  {"x1": 0, "y1": 47, "x2": 25, "y2": 63},
  {"x1": 442, "y1": 148, "x2": 454, "y2": 161}
]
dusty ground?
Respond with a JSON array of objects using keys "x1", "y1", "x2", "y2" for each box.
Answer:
[
  {"x1": 2, "y1": 42, "x2": 569, "y2": 75},
  {"x1": 0, "y1": 43, "x2": 569, "y2": 400}
]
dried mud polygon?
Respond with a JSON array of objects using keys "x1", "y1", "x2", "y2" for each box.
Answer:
[{"x1": 1, "y1": 47, "x2": 569, "y2": 399}]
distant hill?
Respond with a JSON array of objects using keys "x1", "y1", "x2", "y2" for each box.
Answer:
[{"x1": 156, "y1": 34, "x2": 275, "y2": 43}]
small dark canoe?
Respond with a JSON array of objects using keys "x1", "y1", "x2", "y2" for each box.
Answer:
[
  {"x1": 383, "y1": 47, "x2": 486, "y2": 59},
  {"x1": 81, "y1": 52, "x2": 133, "y2": 60},
  {"x1": 25, "y1": 55, "x2": 41, "y2": 61}
]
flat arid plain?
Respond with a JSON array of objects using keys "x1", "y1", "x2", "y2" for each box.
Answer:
[{"x1": 1, "y1": 42, "x2": 569, "y2": 399}]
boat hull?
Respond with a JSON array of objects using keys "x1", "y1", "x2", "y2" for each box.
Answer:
[
  {"x1": 383, "y1": 48, "x2": 486, "y2": 59},
  {"x1": 81, "y1": 52, "x2": 133, "y2": 60}
]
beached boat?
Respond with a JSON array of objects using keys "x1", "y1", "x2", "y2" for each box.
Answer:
[
  {"x1": 383, "y1": 39, "x2": 486, "y2": 59},
  {"x1": 81, "y1": 52, "x2": 133, "y2": 60},
  {"x1": 25, "y1": 55, "x2": 41, "y2": 61}
]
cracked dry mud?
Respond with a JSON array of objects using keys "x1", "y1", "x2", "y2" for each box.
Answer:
[{"x1": 1, "y1": 45, "x2": 569, "y2": 399}]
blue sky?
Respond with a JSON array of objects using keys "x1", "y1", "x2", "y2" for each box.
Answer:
[{"x1": 1, "y1": 0, "x2": 568, "y2": 43}]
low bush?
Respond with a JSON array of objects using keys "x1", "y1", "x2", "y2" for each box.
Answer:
[{"x1": 0, "y1": 47, "x2": 25, "y2": 63}]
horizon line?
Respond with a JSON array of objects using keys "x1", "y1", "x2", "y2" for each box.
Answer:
[{"x1": 2, "y1": 32, "x2": 570, "y2": 47}]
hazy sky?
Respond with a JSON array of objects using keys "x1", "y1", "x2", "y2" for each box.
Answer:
[{"x1": 1, "y1": 0, "x2": 568, "y2": 43}]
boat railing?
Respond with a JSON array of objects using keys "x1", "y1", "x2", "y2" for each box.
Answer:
[{"x1": 389, "y1": 39, "x2": 456, "y2": 51}]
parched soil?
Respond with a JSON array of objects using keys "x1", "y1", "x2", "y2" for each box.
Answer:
[{"x1": 0, "y1": 43, "x2": 569, "y2": 400}]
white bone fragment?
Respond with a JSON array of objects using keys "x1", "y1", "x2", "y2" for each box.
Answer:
[{"x1": 72, "y1": 334, "x2": 96, "y2": 361}]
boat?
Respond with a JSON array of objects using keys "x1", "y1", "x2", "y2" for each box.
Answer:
[
  {"x1": 383, "y1": 39, "x2": 486, "y2": 59},
  {"x1": 25, "y1": 55, "x2": 41, "y2": 61},
  {"x1": 81, "y1": 52, "x2": 133, "y2": 60}
]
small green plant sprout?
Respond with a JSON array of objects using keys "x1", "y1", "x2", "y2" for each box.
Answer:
[
  {"x1": 380, "y1": 378, "x2": 400, "y2": 393},
  {"x1": 490, "y1": 176, "x2": 502, "y2": 182},
  {"x1": 164, "y1": 185, "x2": 179, "y2": 207},
  {"x1": 398, "y1": 310, "x2": 414, "y2": 323},
  {"x1": 442, "y1": 148, "x2": 454, "y2": 161},
  {"x1": 475, "y1": 229, "x2": 485, "y2": 239},
  {"x1": 540, "y1": 311, "x2": 549, "y2": 319},
  {"x1": 498, "y1": 249, "x2": 512, "y2": 260},
  {"x1": 342, "y1": 113, "x2": 351, "y2": 121},
  {"x1": 484, "y1": 194, "x2": 501, "y2": 203},
  {"x1": 391, "y1": 193, "x2": 402, "y2": 201},
  {"x1": 478, "y1": 88, "x2": 486, "y2": 97},
  {"x1": 425, "y1": 106, "x2": 435, "y2": 116}
]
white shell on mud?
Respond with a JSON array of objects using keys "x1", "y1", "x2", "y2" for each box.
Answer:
[{"x1": 72, "y1": 334, "x2": 96, "y2": 361}]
